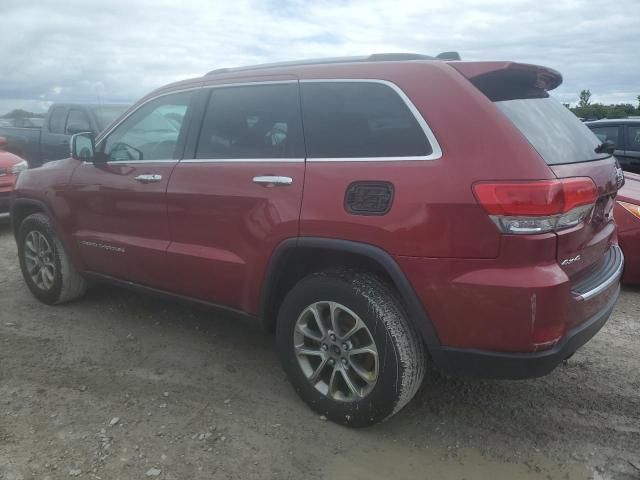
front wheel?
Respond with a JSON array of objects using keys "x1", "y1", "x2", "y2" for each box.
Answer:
[
  {"x1": 18, "y1": 213, "x2": 87, "y2": 305},
  {"x1": 276, "y1": 270, "x2": 426, "y2": 427}
]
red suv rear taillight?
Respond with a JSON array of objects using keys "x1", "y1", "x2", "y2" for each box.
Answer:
[{"x1": 473, "y1": 178, "x2": 597, "y2": 234}]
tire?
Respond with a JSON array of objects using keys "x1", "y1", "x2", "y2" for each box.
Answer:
[
  {"x1": 17, "y1": 213, "x2": 87, "y2": 305},
  {"x1": 276, "y1": 269, "x2": 426, "y2": 427}
]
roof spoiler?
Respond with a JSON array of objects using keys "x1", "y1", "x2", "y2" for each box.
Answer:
[{"x1": 450, "y1": 61, "x2": 563, "y2": 93}]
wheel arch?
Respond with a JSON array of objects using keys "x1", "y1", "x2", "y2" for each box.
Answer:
[
  {"x1": 10, "y1": 198, "x2": 53, "y2": 239},
  {"x1": 259, "y1": 237, "x2": 441, "y2": 348},
  {"x1": 11, "y1": 198, "x2": 85, "y2": 272}
]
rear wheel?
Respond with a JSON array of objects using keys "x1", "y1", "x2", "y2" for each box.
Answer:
[
  {"x1": 18, "y1": 213, "x2": 87, "y2": 305},
  {"x1": 276, "y1": 270, "x2": 426, "y2": 427}
]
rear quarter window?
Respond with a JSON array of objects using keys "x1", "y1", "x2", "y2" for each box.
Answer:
[{"x1": 300, "y1": 81, "x2": 432, "y2": 158}]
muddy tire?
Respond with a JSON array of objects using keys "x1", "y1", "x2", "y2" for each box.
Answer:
[
  {"x1": 17, "y1": 213, "x2": 87, "y2": 305},
  {"x1": 276, "y1": 269, "x2": 426, "y2": 427}
]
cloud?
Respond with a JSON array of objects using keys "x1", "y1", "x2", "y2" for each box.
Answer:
[{"x1": 0, "y1": 0, "x2": 638, "y2": 114}]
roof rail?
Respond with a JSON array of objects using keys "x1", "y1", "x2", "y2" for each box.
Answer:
[{"x1": 205, "y1": 52, "x2": 460, "y2": 76}]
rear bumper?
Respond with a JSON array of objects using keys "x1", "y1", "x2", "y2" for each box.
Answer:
[
  {"x1": 430, "y1": 286, "x2": 619, "y2": 379},
  {"x1": 398, "y1": 242, "x2": 623, "y2": 378}
]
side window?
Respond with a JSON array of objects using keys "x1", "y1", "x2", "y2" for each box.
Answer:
[
  {"x1": 589, "y1": 126, "x2": 620, "y2": 148},
  {"x1": 626, "y1": 126, "x2": 640, "y2": 151},
  {"x1": 195, "y1": 83, "x2": 304, "y2": 159},
  {"x1": 102, "y1": 91, "x2": 192, "y2": 161},
  {"x1": 48, "y1": 107, "x2": 67, "y2": 134},
  {"x1": 301, "y1": 82, "x2": 432, "y2": 158},
  {"x1": 65, "y1": 110, "x2": 91, "y2": 134}
]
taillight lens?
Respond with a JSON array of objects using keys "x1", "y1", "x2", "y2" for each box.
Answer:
[
  {"x1": 618, "y1": 201, "x2": 640, "y2": 220},
  {"x1": 11, "y1": 160, "x2": 28, "y2": 175},
  {"x1": 473, "y1": 178, "x2": 598, "y2": 234}
]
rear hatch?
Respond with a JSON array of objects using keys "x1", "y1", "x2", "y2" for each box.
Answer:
[{"x1": 453, "y1": 61, "x2": 620, "y2": 279}]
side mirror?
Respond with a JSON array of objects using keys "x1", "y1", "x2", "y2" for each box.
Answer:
[
  {"x1": 0, "y1": 136, "x2": 7, "y2": 149},
  {"x1": 70, "y1": 132, "x2": 95, "y2": 161}
]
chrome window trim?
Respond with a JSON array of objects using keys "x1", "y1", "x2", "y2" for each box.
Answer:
[
  {"x1": 107, "y1": 160, "x2": 178, "y2": 165},
  {"x1": 97, "y1": 78, "x2": 443, "y2": 165},
  {"x1": 300, "y1": 78, "x2": 442, "y2": 162},
  {"x1": 81, "y1": 160, "x2": 178, "y2": 166},
  {"x1": 181, "y1": 158, "x2": 304, "y2": 164}
]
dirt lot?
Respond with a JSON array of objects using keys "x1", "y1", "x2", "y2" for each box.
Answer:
[{"x1": 0, "y1": 223, "x2": 639, "y2": 480}]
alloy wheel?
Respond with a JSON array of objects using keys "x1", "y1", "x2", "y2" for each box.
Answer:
[
  {"x1": 23, "y1": 231, "x2": 56, "y2": 291},
  {"x1": 293, "y1": 301, "x2": 379, "y2": 402}
]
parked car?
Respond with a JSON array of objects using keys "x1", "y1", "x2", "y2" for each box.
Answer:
[
  {"x1": 615, "y1": 172, "x2": 640, "y2": 284},
  {"x1": 586, "y1": 119, "x2": 640, "y2": 174},
  {"x1": 11, "y1": 53, "x2": 624, "y2": 426},
  {"x1": 0, "y1": 103, "x2": 129, "y2": 167},
  {"x1": 0, "y1": 136, "x2": 28, "y2": 221}
]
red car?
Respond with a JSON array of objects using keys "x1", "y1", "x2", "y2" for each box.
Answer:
[
  {"x1": 616, "y1": 172, "x2": 640, "y2": 283},
  {"x1": 0, "y1": 136, "x2": 28, "y2": 221},
  {"x1": 10, "y1": 54, "x2": 624, "y2": 426}
]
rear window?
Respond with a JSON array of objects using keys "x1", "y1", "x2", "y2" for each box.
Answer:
[
  {"x1": 65, "y1": 109, "x2": 91, "y2": 134},
  {"x1": 93, "y1": 105, "x2": 129, "y2": 131},
  {"x1": 496, "y1": 97, "x2": 608, "y2": 165},
  {"x1": 588, "y1": 125, "x2": 620, "y2": 148},
  {"x1": 301, "y1": 82, "x2": 431, "y2": 158}
]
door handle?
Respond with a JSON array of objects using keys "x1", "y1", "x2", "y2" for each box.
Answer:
[
  {"x1": 135, "y1": 174, "x2": 162, "y2": 184},
  {"x1": 252, "y1": 175, "x2": 293, "y2": 186}
]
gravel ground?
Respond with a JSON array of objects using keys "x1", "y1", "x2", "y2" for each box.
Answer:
[{"x1": 0, "y1": 222, "x2": 639, "y2": 480}]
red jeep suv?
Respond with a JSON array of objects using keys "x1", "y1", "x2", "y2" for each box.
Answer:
[{"x1": 11, "y1": 54, "x2": 624, "y2": 426}]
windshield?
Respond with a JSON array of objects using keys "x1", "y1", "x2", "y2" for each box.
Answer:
[
  {"x1": 92, "y1": 105, "x2": 129, "y2": 131},
  {"x1": 496, "y1": 97, "x2": 608, "y2": 165}
]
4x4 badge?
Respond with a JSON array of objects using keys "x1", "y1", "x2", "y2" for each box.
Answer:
[{"x1": 561, "y1": 255, "x2": 581, "y2": 266}]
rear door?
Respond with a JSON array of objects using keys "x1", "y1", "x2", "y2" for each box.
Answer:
[
  {"x1": 41, "y1": 106, "x2": 70, "y2": 162},
  {"x1": 166, "y1": 79, "x2": 305, "y2": 313},
  {"x1": 69, "y1": 90, "x2": 194, "y2": 288}
]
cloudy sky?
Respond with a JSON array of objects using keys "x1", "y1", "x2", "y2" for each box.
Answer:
[{"x1": 1, "y1": 0, "x2": 638, "y2": 115}]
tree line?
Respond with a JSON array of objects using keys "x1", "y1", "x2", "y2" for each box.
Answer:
[
  {"x1": 566, "y1": 90, "x2": 640, "y2": 120},
  {"x1": 1, "y1": 109, "x2": 45, "y2": 119}
]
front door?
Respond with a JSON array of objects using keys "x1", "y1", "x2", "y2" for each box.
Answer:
[
  {"x1": 41, "y1": 106, "x2": 70, "y2": 164},
  {"x1": 68, "y1": 90, "x2": 195, "y2": 288},
  {"x1": 166, "y1": 80, "x2": 305, "y2": 313}
]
